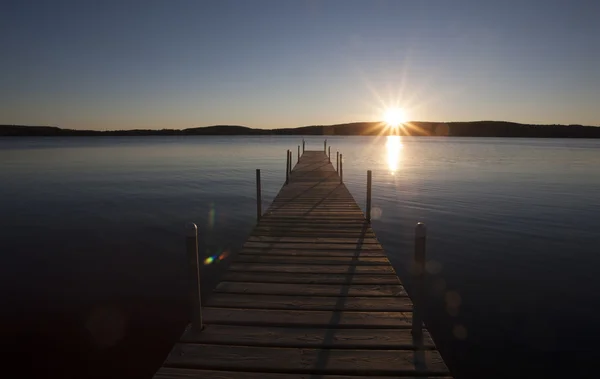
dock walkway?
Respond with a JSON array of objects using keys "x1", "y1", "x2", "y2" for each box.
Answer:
[{"x1": 155, "y1": 150, "x2": 452, "y2": 378}]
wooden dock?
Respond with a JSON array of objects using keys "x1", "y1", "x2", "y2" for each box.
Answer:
[{"x1": 154, "y1": 148, "x2": 452, "y2": 378}]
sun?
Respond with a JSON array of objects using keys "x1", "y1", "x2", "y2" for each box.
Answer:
[{"x1": 383, "y1": 108, "x2": 407, "y2": 128}]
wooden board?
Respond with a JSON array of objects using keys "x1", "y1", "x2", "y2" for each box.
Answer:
[
  {"x1": 164, "y1": 344, "x2": 448, "y2": 375},
  {"x1": 155, "y1": 368, "x2": 452, "y2": 379},
  {"x1": 222, "y1": 272, "x2": 400, "y2": 285},
  {"x1": 181, "y1": 324, "x2": 433, "y2": 349},
  {"x1": 206, "y1": 293, "x2": 413, "y2": 311},
  {"x1": 247, "y1": 236, "x2": 381, "y2": 244},
  {"x1": 238, "y1": 248, "x2": 388, "y2": 257},
  {"x1": 242, "y1": 242, "x2": 383, "y2": 250},
  {"x1": 203, "y1": 308, "x2": 413, "y2": 328},
  {"x1": 251, "y1": 230, "x2": 377, "y2": 237},
  {"x1": 228, "y1": 263, "x2": 395, "y2": 274},
  {"x1": 235, "y1": 255, "x2": 390, "y2": 265},
  {"x1": 214, "y1": 282, "x2": 406, "y2": 297}
]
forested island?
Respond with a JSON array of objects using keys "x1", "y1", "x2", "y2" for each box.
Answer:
[{"x1": 2, "y1": 121, "x2": 599, "y2": 137}]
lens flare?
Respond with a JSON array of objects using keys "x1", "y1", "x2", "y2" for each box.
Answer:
[{"x1": 203, "y1": 250, "x2": 230, "y2": 265}]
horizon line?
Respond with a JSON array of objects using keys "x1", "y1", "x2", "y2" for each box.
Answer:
[{"x1": 3, "y1": 119, "x2": 599, "y2": 132}]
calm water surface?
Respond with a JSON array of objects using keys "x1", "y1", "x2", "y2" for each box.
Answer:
[{"x1": 1, "y1": 136, "x2": 600, "y2": 378}]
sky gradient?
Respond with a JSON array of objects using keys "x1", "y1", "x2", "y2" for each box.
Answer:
[{"x1": 1, "y1": 0, "x2": 599, "y2": 130}]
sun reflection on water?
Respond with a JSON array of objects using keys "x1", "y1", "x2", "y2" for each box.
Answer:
[{"x1": 386, "y1": 136, "x2": 403, "y2": 174}]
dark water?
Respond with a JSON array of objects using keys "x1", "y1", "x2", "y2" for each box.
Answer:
[{"x1": 1, "y1": 136, "x2": 600, "y2": 378}]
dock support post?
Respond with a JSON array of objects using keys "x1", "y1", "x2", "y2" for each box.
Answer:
[
  {"x1": 297, "y1": 145, "x2": 300, "y2": 162},
  {"x1": 366, "y1": 170, "x2": 372, "y2": 222},
  {"x1": 412, "y1": 222, "x2": 427, "y2": 343},
  {"x1": 324, "y1": 139, "x2": 327, "y2": 152},
  {"x1": 328, "y1": 146, "x2": 331, "y2": 163},
  {"x1": 256, "y1": 169, "x2": 262, "y2": 221},
  {"x1": 186, "y1": 222, "x2": 203, "y2": 331},
  {"x1": 302, "y1": 139, "x2": 305, "y2": 153},
  {"x1": 339, "y1": 154, "x2": 343, "y2": 183},
  {"x1": 286, "y1": 150, "x2": 290, "y2": 185},
  {"x1": 336, "y1": 151, "x2": 339, "y2": 172}
]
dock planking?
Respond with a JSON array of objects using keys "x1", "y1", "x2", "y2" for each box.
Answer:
[{"x1": 154, "y1": 150, "x2": 452, "y2": 378}]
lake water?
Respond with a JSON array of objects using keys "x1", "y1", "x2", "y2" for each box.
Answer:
[{"x1": 1, "y1": 136, "x2": 600, "y2": 378}]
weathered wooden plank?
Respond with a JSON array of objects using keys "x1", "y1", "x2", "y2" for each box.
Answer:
[
  {"x1": 203, "y1": 308, "x2": 413, "y2": 328},
  {"x1": 181, "y1": 324, "x2": 433, "y2": 348},
  {"x1": 254, "y1": 224, "x2": 372, "y2": 229},
  {"x1": 247, "y1": 236, "x2": 380, "y2": 244},
  {"x1": 235, "y1": 255, "x2": 390, "y2": 265},
  {"x1": 257, "y1": 223, "x2": 369, "y2": 228},
  {"x1": 250, "y1": 232, "x2": 377, "y2": 238},
  {"x1": 268, "y1": 204, "x2": 361, "y2": 207},
  {"x1": 263, "y1": 213, "x2": 366, "y2": 218},
  {"x1": 214, "y1": 282, "x2": 406, "y2": 296},
  {"x1": 164, "y1": 344, "x2": 449, "y2": 375},
  {"x1": 267, "y1": 208, "x2": 363, "y2": 212},
  {"x1": 259, "y1": 216, "x2": 368, "y2": 220},
  {"x1": 239, "y1": 249, "x2": 388, "y2": 257},
  {"x1": 261, "y1": 217, "x2": 368, "y2": 222},
  {"x1": 268, "y1": 200, "x2": 356, "y2": 202},
  {"x1": 228, "y1": 263, "x2": 395, "y2": 274},
  {"x1": 268, "y1": 202, "x2": 361, "y2": 206},
  {"x1": 264, "y1": 211, "x2": 365, "y2": 215},
  {"x1": 223, "y1": 272, "x2": 400, "y2": 284},
  {"x1": 253, "y1": 227, "x2": 373, "y2": 231},
  {"x1": 155, "y1": 368, "x2": 452, "y2": 379},
  {"x1": 242, "y1": 242, "x2": 382, "y2": 250},
  {"x1": 206, "y1": 293, "x2": 412, "y2": 311},
  {"x1": 250, "y1": 232, "x2": 378, "y2": 239}
]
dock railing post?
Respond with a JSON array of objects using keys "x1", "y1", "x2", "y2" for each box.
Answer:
[
  {"x1": 302, "y1": 139, "x2": 305, "y2": 153},
  {"x1": 412, "y1": 222, "x2": 427, "y2": 343},
  {"x1": 324, "y1": 139, "x2": 327, "y2": 152},
  {"x1": 286, "y1": 150, "x2": 290, "y2": 185},
  {"x1": 297, "y1": 145, "x2": 300, "y2": 162},
  {"x1": 336, "y1": 151, "x2": 339, "y2": 172},
  {"x1": 340, "y1": 154, "x2": 343, "y2": 183},
  {"x1": 366, "y1": 170, "x2": 372, "y2": 222},
  {"x1": 256, "y1": 169, "x2": 262, "y2": 221},
  {"x1": 186, "y1": 222, "x2": 203, "y2": 331},
  {"x1": 328, "y1": 146, "x2": 331, "y2": 163}
]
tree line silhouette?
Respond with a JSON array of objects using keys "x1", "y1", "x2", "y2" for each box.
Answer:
[{"x1": 2, "y1": 121, "x2": 599, "y2": 137}]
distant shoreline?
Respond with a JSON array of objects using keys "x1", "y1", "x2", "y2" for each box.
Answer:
[{"x1": 2, "y1": 121, "x2": 599, "y2": 138}]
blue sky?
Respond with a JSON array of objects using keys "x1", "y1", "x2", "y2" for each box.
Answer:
[{"x1": 1, "y1": 0, "x2": 598, "y2": 129}]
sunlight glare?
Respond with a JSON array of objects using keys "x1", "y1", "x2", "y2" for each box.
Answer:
[
  {"x1": 386, "y1": 136, "x2": 403, "y2": 174},
  {"x1": 383, "y1": 107, "x2": 407, "y2": 128}
]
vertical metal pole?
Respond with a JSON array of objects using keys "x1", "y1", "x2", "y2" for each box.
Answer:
[
  {"x1": 340, "y1": 154, "x2": 343, "y2": 183},
  {"x1": 289, "y1": 150, "x2": 292, "y2": 174},
  {"x1": 412, "y1": 222, "x2": 427, "y2": 343},
  {"x1": 366, "y1": 170, "x2": 372, "y2": 222},
  {"x1": 285, "y1": 150, "x2": 290, "y2": 185},
  {"x1": 256, "y1": 169, "x2": 262, "y2": 221},
  {"x1": 297, "y1": 145, "x2": 300, "y2": 162},
  {"x1": 328, "y1": 146, "x2": 331, "y2": 163},
  {"x1": 336, "y1": 151, "x2": 339, "y2": 172},
  {"x1": 186, "y1": 222, "x2": 202, "y2": 331}
]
